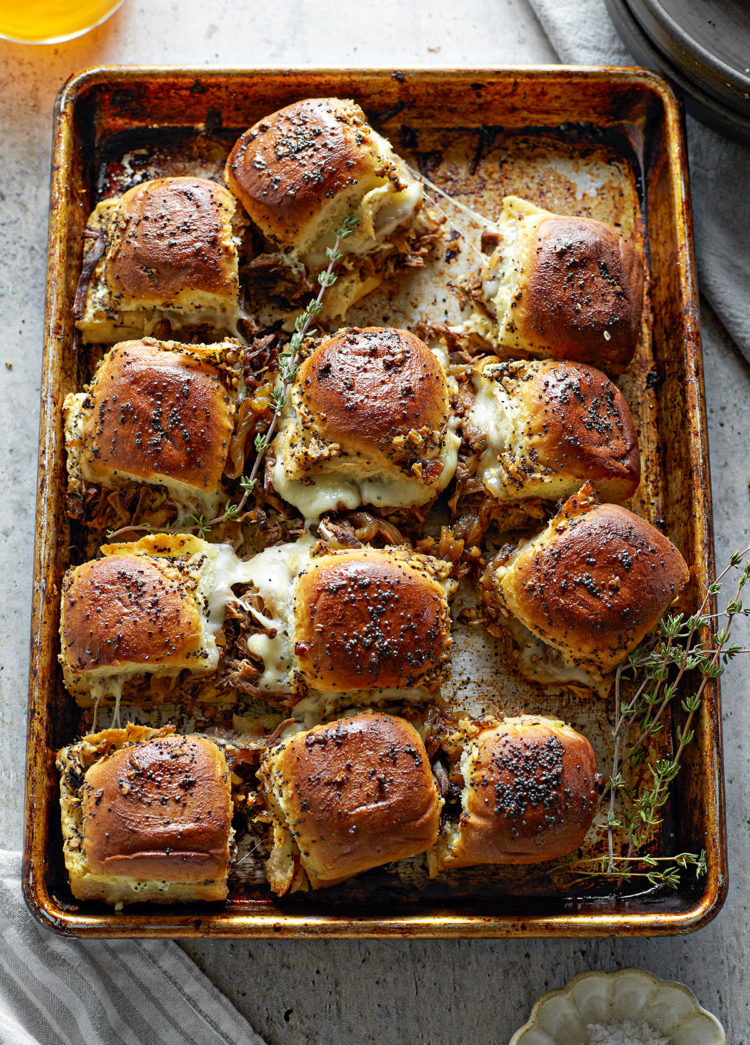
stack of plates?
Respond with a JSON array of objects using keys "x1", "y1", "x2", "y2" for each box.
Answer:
[{"x1": 606, "y1": 0, "x2": 750, "y2": 143}]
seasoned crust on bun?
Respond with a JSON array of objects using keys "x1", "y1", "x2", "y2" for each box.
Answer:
[
  {"x1": 258, "y1": 711, "x2": 441, "y2": 892},
  {"x1": 107, "y1": 177, "x2": 239, "y2": 305},
  {"x1": 481, "y1": 483, "x2": 690, "y2": 684},
  {"x1": 59, "y1": 533, "x2": 231, "y2": 705},
  {"x1": 473, "y1": 196, "x2": 644, "y2": 370},
  {"x1": 431, "y1": 715, "x2": 597, "y2": 870},
  {"x1": 469, "y1": 358, "x2": 640, "y2": 504},
  {"x1": 58, "y1": 724, "x2": 232, "y2": 904},
  {"x1": 210, "y1": 537, "x2": 454, "y2": 703},
  {"x1": 270, "y1": 327, "x2": 459, "y2": 521},
  {"x1": 76, "y1": 177, "x2": 242, "y2": 344},
  {"x1": 63, "y1": 339, "x2": 237, "y2": 505},
  {"x1": 299, "y1": 327, "x2": 449, "y2": 455},
  {"x1": 225, "y1": 97, "x2": 423, "y2": 268},
  {"x1": 292, "y1": 546, "x2": 454, "y2": 693}
]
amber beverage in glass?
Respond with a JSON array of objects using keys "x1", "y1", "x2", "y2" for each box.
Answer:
[{"x1": 0, "y1": 0, "x2": 123, "y2": 43}]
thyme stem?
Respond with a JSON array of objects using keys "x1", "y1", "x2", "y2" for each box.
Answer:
[
  {"x1": 595, "y1": 544, "x2": 750, "y2": 888},
  {"x1": 206, "y1": 214, "x2": 359, "y2": 529}
]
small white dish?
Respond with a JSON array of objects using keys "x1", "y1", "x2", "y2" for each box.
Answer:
[{"x1": 509, "y1": 968, "x2": 726, "y2": 1045}]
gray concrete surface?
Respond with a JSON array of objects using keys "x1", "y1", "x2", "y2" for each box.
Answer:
[{"x1": 1, "y1": 1, "x2": 749, "y2": 1041}]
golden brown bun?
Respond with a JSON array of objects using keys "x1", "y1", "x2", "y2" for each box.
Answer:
[
  {"x1": 58, "y1": 725, "x2": 232, "y2": 904},
  {"x1": 224, "y1": 98, "x2": 423, "y2": 276},
  {"x1": 297, "y1": 327, "x2": 449, "y2": 460},
  {"x1": 481, "y1": 197, "x2": 644, "y2": 370},
  {"x1": 259, "y1": 711, "x2": 441, "y2": 890},
  {"x1": 106, "y1": 177, "x2": 238, "y2": 306},
  {"x1": 226, "y1": 98, "x2": 384, "y2": 249},
  {"x1": 484, "y1": 484, "x2": 690, "y2": 677},
  {"x1": 514, "y1": 214, "x2": 643, "y2": 368},
  {"x1": 59, "y1": 533, "x2": 223, "y2": 702},
  {"x1": 471, "y1": 358, "x2": 640, "y2": 503},
  {"x1": 76, "y1": 178, "x2": 241, "y2": 344},
  {"x1": 83, "y1": 734, "x2": 232, "y2": 882},
  {"x1": 434, "y1": 716, "x2": 597, "y2": 869},
  {"x1": 292, "y1": 547, "x2": 452, "y2": 692},
  {"x1": 270, "y1": 327, "x2": 459, "y2": 519},
  {"x1": 68, "y1": 339, "x2": 235, "y2": 497},
  {"x1": 61, "y1": 555, "x2": 203, "y2": 673}
]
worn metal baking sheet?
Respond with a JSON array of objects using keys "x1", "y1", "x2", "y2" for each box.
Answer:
[{"x1": 24, "y1": 66, "x2": 724, "y2": 937}]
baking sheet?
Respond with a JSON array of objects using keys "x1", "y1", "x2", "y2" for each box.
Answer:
[{"x1": 23, "y1": 67, "x2": 723, "y2": 937}]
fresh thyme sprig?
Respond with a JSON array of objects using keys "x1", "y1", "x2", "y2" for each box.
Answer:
[
  {"x1": 105, "y1": 522, "x2": 158, "y2": 541},
  {"x1": 206, "y1": 213, "x2": 360, "y2": 529},
  {"x1": 576, "y1": 545, "x2": 750, "y2": 890},
  {"x1": 105, "y1": 515, "x2": 213, "y2": 541},
  {"x1": 567, "y1": 851, "x2": 707, "y2": 891}
]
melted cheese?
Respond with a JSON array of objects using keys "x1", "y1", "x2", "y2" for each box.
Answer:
[
  {"x1": 457, "y1": 197, "x2": 549, "y2": 350},
  {"x1": 356, "y1": 179, "x2": 424, "y2": 249},
  {"x1": 70, "y1": 536, "x2": 316, "y2": 704},
  {"x1": 231, "y1": 537, "x2": 315, "y2": 693},
  {"x1": 469, "y1": 367, "x2": 521, "y2": 498},
  {"x1": 292, "y1": 687, "x2": 429, "y2": 730},
  {"x1": 222, "y1": 538, "x2": 454, "y2": 701},
  {"x1": 506, "y1": 616, "x2": 608, "y2": 695},
  {"x1": 270, "y1": 431, "x2": 460, "y2": 524},
  {"x1": 270, "y1": 346, "x2": 461, "y2": 523},
  {"x1": 454, "y1": 311, "x2": 500, "y2": 348},
  {"x1": 203, "y1": 544, "x2": 256, "y2": 636},
  {"x1": 297, "y1": 131, "x2": 423, "y2": 271},
  {"x1": 485, "y1": 198, "x2": 533, "y2": 320},
  {"x1": 78, "y1": 296, "x2": 247, "y2": 346}
]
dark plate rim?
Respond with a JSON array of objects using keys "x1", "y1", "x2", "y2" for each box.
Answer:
[
  {"x1": 627, "y1": 0, "x2": 750, "y2": 114},
  {"x1": 606, "y1": 0, "x2": 750, "y2": 145}
]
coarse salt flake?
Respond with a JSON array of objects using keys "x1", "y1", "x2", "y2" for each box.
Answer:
[{"x1": 585, "y1": 1020, "x2": 670, "y2": 1045}]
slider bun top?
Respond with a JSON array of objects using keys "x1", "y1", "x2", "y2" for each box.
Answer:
[
  {"x1": 292, "y1": 546, "x2": 453, "y2": 692},
  {"x1": 260, "y1": 711, "x2": 441, "y2": 888},
  {"x1": 296, "y1": 327, "x2": 449, "y2": 462},
  {"x1": 81, "y1": 732, "x2": 232, "y2": 884},
  {"x1": 489, "y1": 196, "x2": 644, "y2": 369},
  {"x1": 65, "y1": 339, "x2": 235, "y2": 499},
  {"x1": 435, "y1": 715, "x2": 597, "y2": 868},
  {"x1": 59, "y1": 534, "x2": 221, "y2": 698},
  {"x1": 487, "y1": 484, "x2": 690, "y2": 675},
  {"x1": 105, "y1": 176, "x2": 239, "y2": 307},
  {"x1": 471, "y1": 357, "x2": 640, "y2": 503},
  {"x1": 225, "y1": 97, "x2": 422, "y2": 266}
]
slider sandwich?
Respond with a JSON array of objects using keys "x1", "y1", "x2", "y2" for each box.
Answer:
[
  {"x1": 430, "y1": 715, "x2": 597, "y2": 872},
  {"x1": 59, "y1": 533, "x2": 248, "y2": 708},
  {"x1": 224, "y1": 539, "x2": 455, "y2": 706},
  {"x1": 466, "y1": 195, "x2": 644, "y2": 370},
  {"x1": 258, "y1": 711, "x2": 441, "y2": 894},
  {"x1": 59, "y1": 535, "x2": 455, "y2": 711},
  {"x1": 480, "y1": 483, "x2": 690, "y2": 691},
  {"x1": 269, "y1": 326, "x2": 460, "y2": 522},
  {"x1": 463, "y1": 358, "x2": 640, "y2": 513},
  {"x1": 225, "y1": 97, "x2": 435, "y2": 317},
  {"x1": 63, "y1": 338, "x2": 241, "y2": 521},
  {"x1": 76, "y1": 176, "x2": 244, "y2": 344},
  {"x1": 57, "y1": 724, "x2": 233, "y2": 905}
]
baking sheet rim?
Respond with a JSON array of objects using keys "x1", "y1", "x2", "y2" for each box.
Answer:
[{"x1": 23, "y1": 64, "x2": 725, "y2": 938}]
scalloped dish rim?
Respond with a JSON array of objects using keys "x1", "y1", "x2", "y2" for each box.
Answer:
[{"x1": 509, "y1": 967, "x2": 726, "y2": 1045}]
